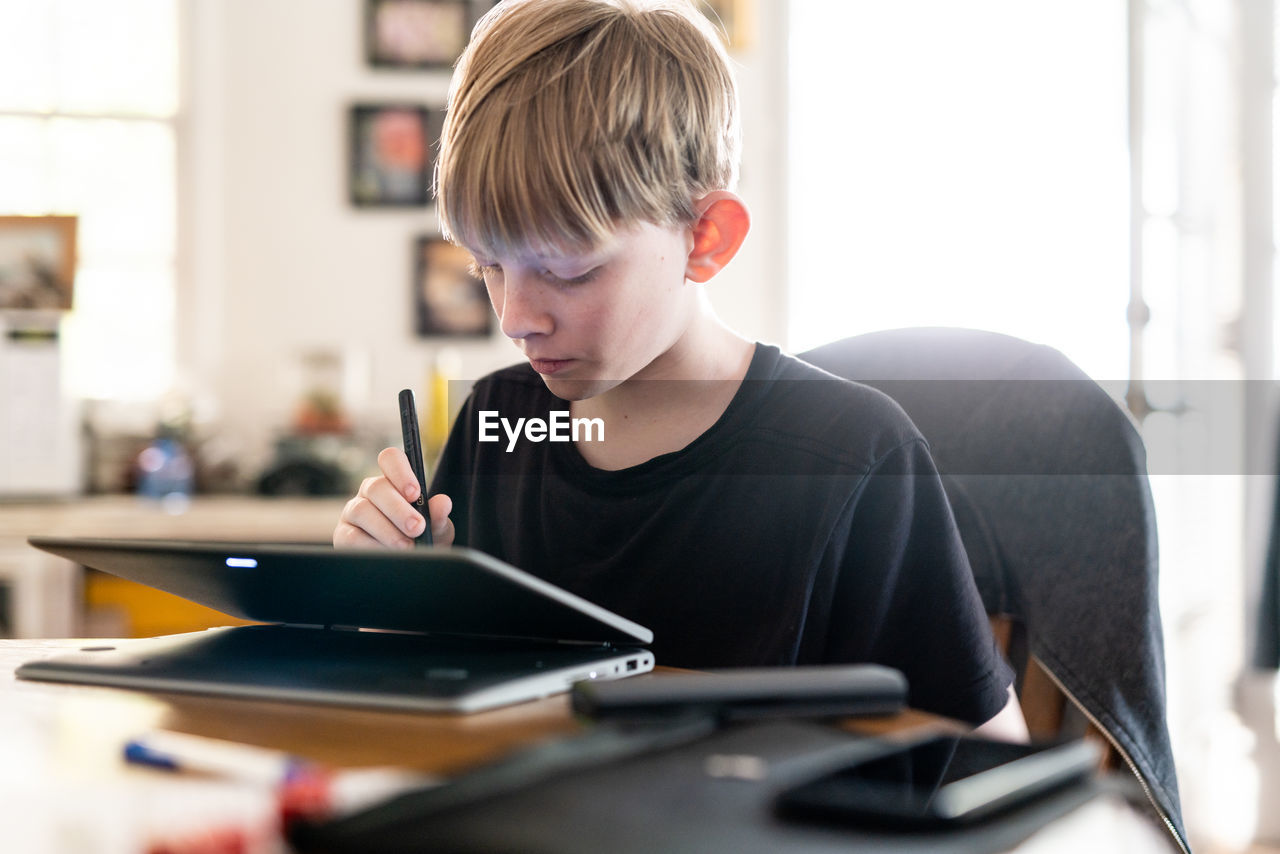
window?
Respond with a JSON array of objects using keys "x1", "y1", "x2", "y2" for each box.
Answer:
[
  {"x1": 786, "y1": 0, "x2": 1129, "y2": 381},
  {"x1": 0, "y1": 0, "x2": 179, "y2": 400}
]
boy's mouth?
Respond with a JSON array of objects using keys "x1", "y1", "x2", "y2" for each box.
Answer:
[{"x1": 529, "y1": 358, "x2": 573, "y2": 375}]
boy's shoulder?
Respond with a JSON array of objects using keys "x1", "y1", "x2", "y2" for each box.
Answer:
[{"x1": 739, "y1": 344, "x2": 927, "y2": 470}]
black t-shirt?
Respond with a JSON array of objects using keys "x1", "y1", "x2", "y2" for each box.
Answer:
[{"x1": 430, "y1": 343, "x2": 1013, "y2": 725}]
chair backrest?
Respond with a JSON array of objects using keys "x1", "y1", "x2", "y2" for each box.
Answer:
[{"x1": 800, "y1": 327, "x2": 1187, "y2": 854}]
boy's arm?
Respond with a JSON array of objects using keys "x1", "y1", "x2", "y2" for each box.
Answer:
[
  {"x1": 972, "y1": 685, "x2": 1030, "y2": 743},
  {"x1": 823, "y1": 439, "x2": 1016, "y2": 726}
]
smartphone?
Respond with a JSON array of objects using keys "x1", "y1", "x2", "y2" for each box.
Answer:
[
  {"x1": 570, "y1": 665, "x2": 907, "y2": 721},
  {"x1": 775, "y1": 735, "x2": 1100, "y2": 828},
  {"x1": 398, "y1": 388, "x2": 433, "y2": 546}
]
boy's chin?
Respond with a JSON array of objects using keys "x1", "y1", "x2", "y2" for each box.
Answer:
[{"x1": 540, "y1": 376, "x2": 619, "y2": 402}]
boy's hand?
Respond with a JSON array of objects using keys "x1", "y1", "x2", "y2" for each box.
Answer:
[{"x1": 333, "y1": 447, "x2": 455, "y2": 549}]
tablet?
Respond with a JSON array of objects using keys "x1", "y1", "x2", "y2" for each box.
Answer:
[
  {"x1": 27, "y1": 536, "x2": 652, "y2": 644},
  {"x1": 19, "y1": 536, "x2": 655, "y2": 713}
]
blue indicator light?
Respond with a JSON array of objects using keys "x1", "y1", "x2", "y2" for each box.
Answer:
[{"x1": 225, "y1": 557, "x2": 258, "y2": 568}]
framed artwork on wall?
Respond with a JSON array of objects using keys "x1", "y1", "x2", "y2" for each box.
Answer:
[
  {"x1": 0, "y1": 215, "x2": 77, "y2": 310},
  {"x1": 413, "y1": 235, "x2": 492, "y2": 337},
  {"x1": 364, "y1": 0, "x2": 477, "y2": 70},
  {"x1": 349, "y1": 104, "x2": 442, "y2": 207}
]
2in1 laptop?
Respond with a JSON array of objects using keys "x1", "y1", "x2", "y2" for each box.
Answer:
[{"x1": 17, "y1": 537, "x2": 654, "y2": 713}]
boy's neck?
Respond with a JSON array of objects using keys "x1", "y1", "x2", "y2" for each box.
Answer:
[{"x1": 569, "y1": 317, "x2": 755, "y2": 471}]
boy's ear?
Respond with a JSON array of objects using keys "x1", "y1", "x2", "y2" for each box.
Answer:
[{"x1": 685, "y1": 192, "x2": 751, "y2": 283}]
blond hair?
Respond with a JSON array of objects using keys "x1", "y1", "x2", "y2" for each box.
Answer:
[{"x1": 435, "y1": 0, "x2": 740, "y2": 258}]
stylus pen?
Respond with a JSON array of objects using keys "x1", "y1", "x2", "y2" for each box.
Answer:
[
  {"x1": 124, "y1": 730, "x2": 437, "y2": 817},
  {"x1": 124, "y1": 730, "x2": 317, "y2": 787},
  {"x1": 399, "y1": 388, "x2": 433, "y2": 545}
]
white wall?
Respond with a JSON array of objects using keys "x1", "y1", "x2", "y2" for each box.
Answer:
[{"x1": 178, "y1": 0, "x2": 788, "y2": 472}]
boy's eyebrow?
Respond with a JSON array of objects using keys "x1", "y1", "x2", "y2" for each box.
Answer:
[
  {"x1": 531, "y1": 250, "x2": 610, "y2": 267},
  {"x1": 478, "y1": 243, "x2": 616, "y2": 267}
]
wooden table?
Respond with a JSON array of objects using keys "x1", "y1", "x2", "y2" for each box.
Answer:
[{"x1": 1, "y1": 638, "x2": 1178, "y2": 854}]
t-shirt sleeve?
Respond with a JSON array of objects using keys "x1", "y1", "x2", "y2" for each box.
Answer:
[{"x1": 823, "y1": 438, "x2": 1014, "y2": 726}]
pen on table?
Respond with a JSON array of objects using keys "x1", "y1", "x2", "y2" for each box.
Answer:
[
  {"x1": 399, "y1": 387, "x2": 433, "y2": 545},
  {"x1": 123, "y1": 730, "x2": 437, "y2": 821},
  {"x1": 124, "y1": 729, "x2": 319, "y2": 787}
]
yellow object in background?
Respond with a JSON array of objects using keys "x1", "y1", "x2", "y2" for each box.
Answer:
[
  {"x1": 424, "y1": 349, "x2": 459, "y2": 465},
  {"x1": 84, "y1": 571, "x2": 256, "y2": 638}
]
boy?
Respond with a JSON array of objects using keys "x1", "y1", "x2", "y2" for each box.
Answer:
[{"x1": 334, "y1": 0, "x2": 1026, "y2": 738}]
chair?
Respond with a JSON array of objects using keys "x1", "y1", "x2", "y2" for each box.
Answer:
[{"x1": 800, "y1": 327, "x2": 1188, "y2": 854}]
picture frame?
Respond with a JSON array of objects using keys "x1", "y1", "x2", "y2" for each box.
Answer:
[
  {"x1": 349, "y1": 104, "x2": 441, "y2": 207},
  {"x1": 0, "y1": 215, "x2": 77, "y2": 311},
  {"x1": 364, "y1": 0, "x2": 477, "y2": 70},
  {"x1": 413, "y1": 235, "x2": 492, "y2": 337}
]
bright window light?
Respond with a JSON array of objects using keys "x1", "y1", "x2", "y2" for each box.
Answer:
[
  {"x1": 787, "y1": 0, "x2": 1129, "y2": 382},
  {"x1": 0, "y1": 0, "x2": 178, "y2": 402}
]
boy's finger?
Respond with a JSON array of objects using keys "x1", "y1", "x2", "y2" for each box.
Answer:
[
  {"x1": 427, "y1": 494, "x2": 455, "y2": 547},
  {"x1": 376, "y1": 446, "x2": 422, "y2": 501},
  {"x1": 340, "y1": 493, "x2": 416, "y2": 549},
  {"x1": 334, "y1": 520, "x2": 408, "y2": 550},
  {"x1": 363, "y1": 477, "x2": 427, "y2": 540}
]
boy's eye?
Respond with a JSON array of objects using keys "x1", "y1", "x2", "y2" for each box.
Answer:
[
  {"x1": 466, "y1": 259, "x2": 598, "y2": 286},
  {"x1": 468, "y1": 260, "x2": 501, "y2": 279},
  {"x1": 542, "y1": 267, "x2": 599, "y2": 286}
]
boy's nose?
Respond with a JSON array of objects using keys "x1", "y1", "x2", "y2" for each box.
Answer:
[{"x1": 496, "y1": 275, "x2": 553, "y2": 341}]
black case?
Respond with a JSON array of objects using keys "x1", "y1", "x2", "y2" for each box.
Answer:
[{"x1": 291, "y1": 721, "x2": 1111, "y2": 854}]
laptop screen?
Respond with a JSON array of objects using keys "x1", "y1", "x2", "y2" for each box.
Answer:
[{"x1": 27, "y1": 537, "x2": 653, "y2": 646}]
